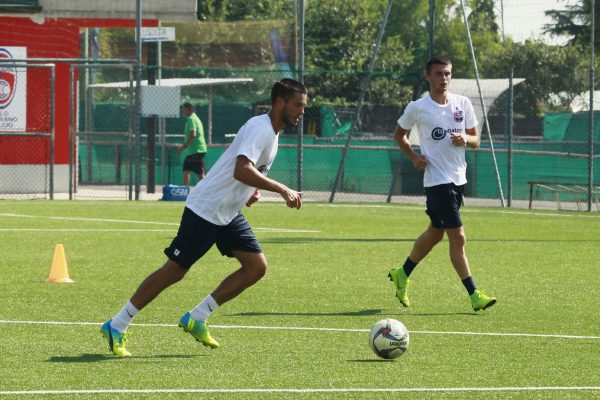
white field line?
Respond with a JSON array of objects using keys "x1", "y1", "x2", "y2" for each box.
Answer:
[
  {"x1": 254, "y1": 227, "x2": 320, "y2": 233},
  {"x1": 0, "y1": 213, "x2": 178, "y2": 226},
  {"x1": 0, "y1": 228, "x2": 177, "y2": 232},
  {"x1": 1, "y1": 387, "x2": 600, "y2": 395},
  {"x1": 0, "y1": 213, "x2": 319, "y2": 233},
  {"x1": 2, "y1": 200, "x2": 599, "y2": 219},
  {"x1": 0, "y1": 228, "x2": 320, "y2": 233},
  {"x1": 0, "y1": 320, "x2": 598, "y2": 340},
  {"x1": 314, "y1": 204, "x2": 600, "y2": 219}
]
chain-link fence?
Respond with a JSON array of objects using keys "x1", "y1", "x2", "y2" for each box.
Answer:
[
  {"x1": 73, "y1": 63, "x2": 135, "y2": 200},
  {"x1": 2, "y1": 0, "x2": 599, "y2": 210},
  {"x1": 0, "y1": 63, "x2": 55, "y2": 199}
]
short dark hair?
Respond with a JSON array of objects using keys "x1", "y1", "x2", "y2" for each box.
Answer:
[
  {"x1": 271, "y1": 78, "x2": 307, "y2": 105},
  {"x1": 425, "y1": 56, "x2": 452, "y2": 74},
  {"x1": 182, "y1": 102, "x2": 194, "y2": 110}
]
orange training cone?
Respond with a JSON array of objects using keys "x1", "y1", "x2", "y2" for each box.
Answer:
[{"x1": 47, "y1": 244, "x2": 74, "y2": 283}]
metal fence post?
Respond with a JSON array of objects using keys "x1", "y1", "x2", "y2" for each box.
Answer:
[{"x1": 49, "y1": 64, "x2": 55, "y2": 200}]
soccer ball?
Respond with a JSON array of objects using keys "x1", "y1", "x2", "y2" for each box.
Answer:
[{"x1": 369, "y1": 318, "x2": 409, "y2": 359}]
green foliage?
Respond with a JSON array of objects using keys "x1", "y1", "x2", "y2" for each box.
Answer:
[
  {"x1": 467, "y1": 0, "x2": 499, "y2": 34},
  {"x1": 544, "y1": 0, "x2": 600, "y2": 49},
  {"x1": 303, "y1": 0, "x2": 386, "y2": 104},
  {"x1": 428, "y1": 0, "x2": 504, "y2": 79},
  {"x1": 197, "y1": 0, "x2": 293, "y2": 21},
  {"x1": 491, "y1": 41, "x2": 589, "y2": 116},
  {"x1": 93, "y1": 0, "x2": 596, "y2": 114}
]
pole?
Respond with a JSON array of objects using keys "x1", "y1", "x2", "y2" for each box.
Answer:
[
  {"x1": 68, "y1": 66, "x2": 74, "y2": 200},
  {"x1": 49, "y1": 65, "x2": 55, "y2": 200},
  {"x1": 158, "y1": 21, "x2": 166, "y2": 185},
  {"x1": 589, "y1": 0, "x2": 595, "y2": 211},
  {"x1": 208, "y1": 86, "x2": 213, "y2": 144},
  {"x1": 84, "y1": 29, "x2": 93, "y2": 184},
  {"x1": 128, "y1": 67, "x2": 134, "y2": 200},
  {"x1": 146, "y1": 40, "x2": 157, "y2": 193},
  {"x1": 500, "y1": 0, "x2": 513, "y2": 207},
  {"x1": 507, "y1": 67, "x2": 514, "y2": 207},
  {"x1": 459, "y1": 0, "x2": 506, "y2": 207},
  {"x1": 134, "y1": 0, "x2": 142, "y2": 200},
  {"x1": 297, "y1": 0, "x2": 305, "y2": 192},
  {"x1": 329, "y1": 0, "x2": 393, "y2": 202},
  {"x1": 428, "y1": 0, "x2": 435, "y2": 59}
]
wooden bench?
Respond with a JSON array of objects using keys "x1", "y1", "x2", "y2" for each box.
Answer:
[{"x1": 528, "y1": 181, "x2": 600, "y2": 210}]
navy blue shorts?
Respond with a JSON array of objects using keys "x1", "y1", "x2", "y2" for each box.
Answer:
[
  {"x1": 424, "y1": 183, "x2": 464, "y2": 229},
  {"x1": 164, "y1": 207, "x2": 262, "y2": 269}
]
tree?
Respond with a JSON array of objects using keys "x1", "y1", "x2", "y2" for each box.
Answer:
[
  {"x1": 304, "y1": 0, "x2": 413, "y2": 105},
  {"x1": 431, "y1": 0, "x2": 504, "y2": 79},
  {"x1": 196, "y1": 0, "x2": 292, "y2": 21},
  {"x1": 544, "y1": 1, "x2": 600, "y2": 48},
  {"x1": 383, "y1": 0, "x2": 505, "y2": 99},
  {"x1": 467, "y1": 0, "x2": 499, "y2": 34},
  {"x1": 491, "y1": 40, "x2": 588, "y2": 117}
]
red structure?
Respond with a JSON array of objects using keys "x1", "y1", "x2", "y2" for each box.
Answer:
[{"x1": 0, "y1": 16, "x2": 157, "y2": 191}]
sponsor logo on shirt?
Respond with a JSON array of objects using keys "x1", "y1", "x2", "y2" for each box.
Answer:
[{"x1": 431, "y1": 127, "x2": 462, "y2": 140}]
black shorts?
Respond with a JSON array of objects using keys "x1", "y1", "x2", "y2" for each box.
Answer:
[
  {"x1": 164, "y1": 207, "x2": 262, "y2": 268},
  {"x1": 183, "y1": 152, "x2": 206, "y2": 175},
  {"x1": 424, "y1": 183, "x2": 464, "y2": 229}
]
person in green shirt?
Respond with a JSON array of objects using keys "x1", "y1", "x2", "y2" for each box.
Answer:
[{"x1": 178, "y1": 102, "x2": 207, "y2": 185}]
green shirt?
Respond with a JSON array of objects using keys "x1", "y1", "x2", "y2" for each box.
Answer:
[{"x1": 184, "y1": 112, "x2": 207, "y2": 156}]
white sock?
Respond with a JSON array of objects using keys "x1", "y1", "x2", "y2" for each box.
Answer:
[
  {"x1": 111, "y1": 300, "x2": 139, "y2": 332},
  {"x1": 189, "y1": 294, "x2": 219, "y2": 321}
]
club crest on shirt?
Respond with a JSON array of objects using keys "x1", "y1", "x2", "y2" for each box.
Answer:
[{"x1": 453, "y1": 109, "x2": 464, "y2": 123}]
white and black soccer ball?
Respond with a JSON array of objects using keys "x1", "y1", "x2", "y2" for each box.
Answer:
[{"x1": 369, "y1": 318, "x2": 409, "y2": 359}]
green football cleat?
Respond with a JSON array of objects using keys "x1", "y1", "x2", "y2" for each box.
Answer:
[
  {"x1": 178, "y1": 312, "x2": 220, "y2": 349},
  {"x1": 388, "y1": 267, "x2": 410, "y2": 307},
  {"x1": 470, "y1": 289, "x2": 497, "y2": 311},
  {"x1": 100, "y1": 319, "x2": 132, "y2": 357}
]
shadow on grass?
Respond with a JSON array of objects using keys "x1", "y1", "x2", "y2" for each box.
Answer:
[
  {"x1": 228, "y1": 309, "x2": 477, "y2": 317},
  {"x1": 48, "y1": 354, "x2": 200, "y2": 363},
  {"x1": 403, "y1": 312, "x2": 480, "y2": 317},
  {"x1": 349, "y1": 359, "x2": 397, "y2": 363},
  {"x1": 260, "y1": 238, "x2": 413, "y2": 244},
  {"x1": 230, "y1": 309, "x2": 384, "y2": 317},
  {"x1": 261, "y1": 237, "x2": 600, "y2": 244}
]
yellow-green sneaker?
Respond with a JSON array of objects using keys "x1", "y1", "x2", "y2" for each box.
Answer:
[
  {"x1": 470, "y1": 289, "x2": 497, "y2": 311},
  {"x1": 178, "y1": 312, "x2": 220, "y2": 349},
  {"x1": 100, "y1": 319, "x2": 132, "y2": 357},
  {"x1": 388, "y1": 267, "x2": 410, "y2": 307}
]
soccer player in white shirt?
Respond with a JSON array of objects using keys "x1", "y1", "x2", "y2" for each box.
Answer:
[
  {"x1": 101, "y1": 79, "x2": 307, "y2": 356},
  {"x1": 388, "y1": 56, "x2": 496, "y2": 312}
]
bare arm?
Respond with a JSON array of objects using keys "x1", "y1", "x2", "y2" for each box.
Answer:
[
  {"x1": 465, "y1": 127, "x2": 480, "y2": 148},
  {"x1": 246, "y1": 189, "x2": 261, "y2": 207},
  {"x1": 451, "y1": 127, "x2": 479, "y2": 149},
  {"x1": 234, "y1": 155, "x2": 302, "y2": 209},
  {"x1": 178, "y1": 129, "x2": 197, "y2": 154},
  {"x1": 394, "y1": 125, "x2": 427, "y2": 170}
]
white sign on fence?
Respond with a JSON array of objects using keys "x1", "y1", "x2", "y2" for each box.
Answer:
[
  {"x1": 0, "y1": 46, "x2": 27, "y2": 132},
  {"x1": 141, "y1": 27, "x2": 176, "y2": 42},
  {"x1": 141, "y1": 86, "x2": 180, "y2": 117}
]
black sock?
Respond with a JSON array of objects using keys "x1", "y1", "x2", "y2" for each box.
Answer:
[
  {"x1": 402, "y1": 257, "x2": 417, "y2": 277},
  {"x1": 462, "y1": 276, "x2": 476, "y2": 295}
]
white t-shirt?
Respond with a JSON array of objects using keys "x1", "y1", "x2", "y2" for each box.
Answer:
[
  {"x1": 397, "y1": 93, "x2": 477, "y2": 187},
  {"x1": 185, "y1": 114, "x2": 279, "y2": 225}
]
